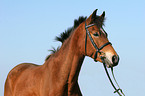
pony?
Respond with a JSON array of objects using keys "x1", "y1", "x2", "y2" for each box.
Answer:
[{"x1": 4, "y1": 9, "x2": 119, "y2": 96}]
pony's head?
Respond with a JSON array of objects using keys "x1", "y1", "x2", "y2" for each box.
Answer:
[{"x1": 80, "y1": 9, "x2": 119, "y2": 68}]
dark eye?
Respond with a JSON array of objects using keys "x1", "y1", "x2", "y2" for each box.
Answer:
[{"x1": 93, "y1": 32, "x2": 99, "y2": 37}]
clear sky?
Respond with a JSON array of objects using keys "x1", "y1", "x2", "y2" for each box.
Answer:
[{"x1": 0, "y1": 0, "x2": 145, "y2": 96}]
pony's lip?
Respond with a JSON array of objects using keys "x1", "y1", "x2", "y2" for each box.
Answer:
[{"x1": 103, "y1": 58, "x2": 113, "y2": 68}]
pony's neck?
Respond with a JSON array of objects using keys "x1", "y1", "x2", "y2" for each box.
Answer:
[
  {"x1": 44, "y1": 23, "x2": 85, "y2": 95},
  {"x1": 57, "y1": 25, "x2": 85, "y2": 81}
]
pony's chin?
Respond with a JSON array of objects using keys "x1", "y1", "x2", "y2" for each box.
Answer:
[{"x1": 103, "y1": 58, "x2": 113, "y2": 68}]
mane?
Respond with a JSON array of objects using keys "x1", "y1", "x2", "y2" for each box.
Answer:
[
  {"x1": 55, "y1": 16, "x2": 87, "y2": 43},
  {"x1": 45, "y1": 46, "x2": 60, "y2": 61}
]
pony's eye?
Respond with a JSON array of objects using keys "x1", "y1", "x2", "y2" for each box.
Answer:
[{"x1": 93, "y1": 32, "x2": 99, "y2": 37}]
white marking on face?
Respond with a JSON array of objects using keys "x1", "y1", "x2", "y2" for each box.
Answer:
[{"x1": 105, "y1": 51, "x2": 113, "y2": 65}]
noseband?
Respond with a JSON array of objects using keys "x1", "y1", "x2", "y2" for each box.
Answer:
[{"x1": 85, "y1": 22, "x2": 111, "y2": 61}]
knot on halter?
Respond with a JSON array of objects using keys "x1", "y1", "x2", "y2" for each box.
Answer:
[
  {"x1": 85, "y1": 21, "x2": 111, "y2": 61},
  {"x1": 114, "y1": 88, "x2": 122, "y2": 93}
]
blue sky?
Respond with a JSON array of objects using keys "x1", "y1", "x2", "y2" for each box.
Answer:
[{"x1": 0, "y1": 0, "x2": 145, "y2": 96}]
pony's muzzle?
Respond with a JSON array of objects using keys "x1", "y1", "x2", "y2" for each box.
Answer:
[
  {"x1": 112, "y1": 55, "x2": 119, "y2": 66},
  {"x1": 101, "y1": 53, "x2": 119, "y2": 68}
]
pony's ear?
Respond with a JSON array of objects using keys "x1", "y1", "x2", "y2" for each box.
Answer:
[
  {"x1": 91, "y1": 9, "x2": 98, "y2": 20},
  {"x1": 86, "y1": 9, "x2": 98, "y2": 24},
  {"x1": 100, "y1": 11, "x2": 105, "y2": 19}
]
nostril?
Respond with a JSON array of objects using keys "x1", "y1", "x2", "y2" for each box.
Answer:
[{"x1": 112, "y1": 55, "x2": 119, "y2": 66}]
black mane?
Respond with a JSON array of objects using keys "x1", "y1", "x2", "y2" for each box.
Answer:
[
  {"x1": 45, "y1": 46, "x2": 60, "y2": 61},
  {"x1": 55, "y1": 16, "x2": 87, "y2": 43}
]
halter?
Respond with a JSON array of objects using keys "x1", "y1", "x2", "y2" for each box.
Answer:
[
  {"x1": 85, "y1": 21, "x2": 125, "y2": 96},
  {"x1": 85, "y1": 21, "x2": 111, "y2": 61}
]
